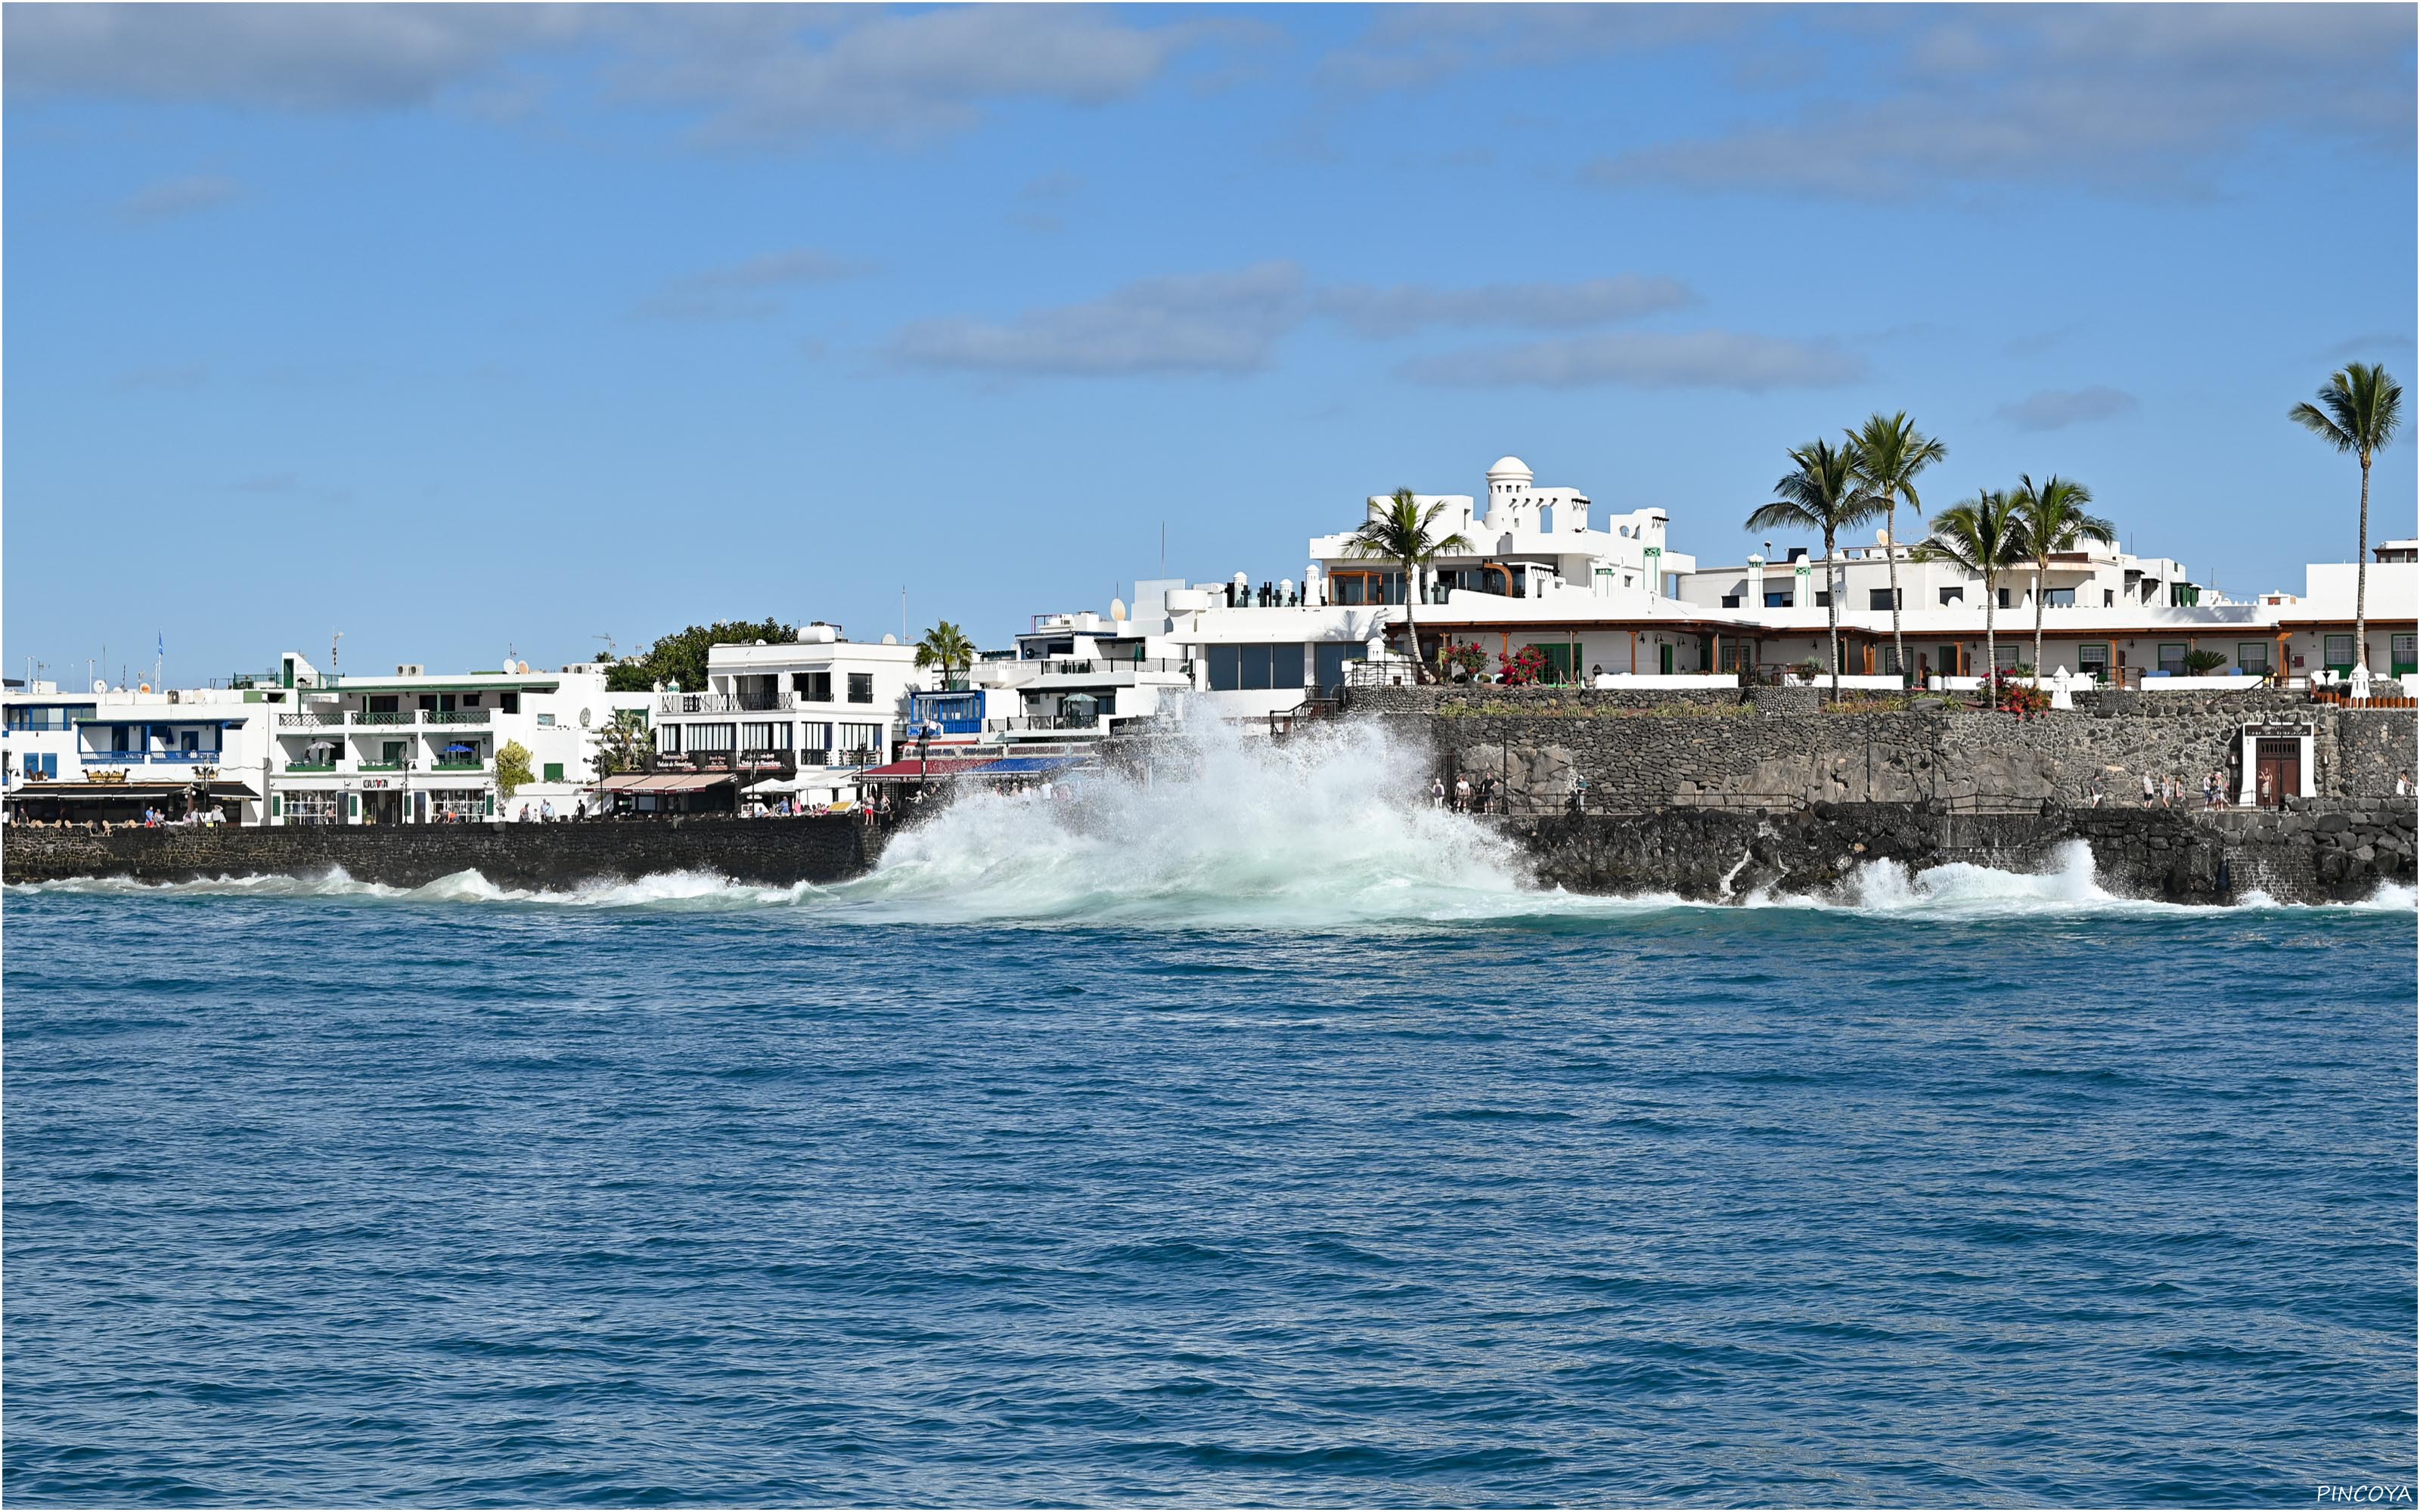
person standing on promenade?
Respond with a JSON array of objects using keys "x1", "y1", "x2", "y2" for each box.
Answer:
[{"x1": 2142, "y1": 772, "x2": 2157, "y2": 807}]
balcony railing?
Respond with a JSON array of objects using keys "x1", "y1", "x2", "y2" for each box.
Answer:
[
  {"x1": 430, "y1": 758, "x2": 487, "y2": 770},
  {"x1": 988, "y1": 714, "x2": 1100, "y2": 733},
  {"x1": 1029, "y1": 658, "x2": 1193, "y2": 677},
  {"x1": 278, "y1": 711, "x2": 344, "y2": 728},
  {"x1": 284, "y1": 762, "x2": 338, "y2": 773},
  {"x1": 654, "y1": 692, "x2": 796, "y2": 715},
  {"x1": 352, "y1": 711, "x2": 415, "y2": 726},
  {"x1": 427, "y1": 708, "x2": 492, "y2": 726}
]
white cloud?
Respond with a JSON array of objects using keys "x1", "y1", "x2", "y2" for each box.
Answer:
[
  {"x1": 637, "y1": 248, "x2": 872, "y2": 321},
  {"x1": 1315, "y1": 275, "x2": 1697, "y2": 338},
  {"x1": 891, "y1": 262, "x2": 1307, "y2": 376},
  {"x1": 1400, "y1": 330, "x2": 1866, "y2": 390},
  {"x1": 1582, "y1": 5, "x2": 2412, "y2": 199},
  {"x1": 116, "y1": 173, "x2": 243, "y2": 222},
  {"x1": 1993, "y1": 386, "x2": 2141, "y2": 432},
  {"x1": 4, "y1": 5, "x2": 1224, "y2": 147}
]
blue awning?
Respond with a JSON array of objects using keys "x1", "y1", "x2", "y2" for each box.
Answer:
[{"x1": 978, "y1": 756, "x2": 1085, "y2": 774}]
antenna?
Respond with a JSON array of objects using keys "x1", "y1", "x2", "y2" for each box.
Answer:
[{"x1": 332, "y1": 630, "x2": 343, "y2": 671}]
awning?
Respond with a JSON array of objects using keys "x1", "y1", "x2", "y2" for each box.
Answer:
[
  {"x1": 857, "y1": 757, "x2": 1000, "y2": 779},
  {"x1": 979, "y1": 756, "x2": 1086, "y2": 775},
  {"x1": 600, "y1": 773, "x2": 734, "y2": 793},
  {"x1": 5, "y1": 779, "x2": 257, "y2": 800}
]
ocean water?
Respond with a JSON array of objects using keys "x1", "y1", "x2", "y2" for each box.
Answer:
[{"x1": 6, "y1": 722, "x2": 2415, "y2": 1506}]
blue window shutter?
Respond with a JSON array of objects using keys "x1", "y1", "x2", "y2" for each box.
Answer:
[{"x1": 43, "y1": 754, "x2": 57, "y2": 778}]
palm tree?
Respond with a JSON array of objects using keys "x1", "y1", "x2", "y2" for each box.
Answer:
[
  {"x1": 1916, "y1": 491, "x2": 2030, "y2": 701},
  {"x1": 1846, "y1": 412, "x2": 1946, "y2": 686},
  {"x1": 2009, "y1": 474, "x2": 2115, "y2": 689},
  {"x1": 914, "y1": 620, "x2": 976, "y2": 688},
  {"x1": 1345, "y1": 487, "x2": 1472, "y2": 683},
  {"x1": 2290, "y1": 363, "x2": 2403, "y2": 680},
  {"x1": 1745, "y1": 438, "x2": 1882, "y2": 699}
]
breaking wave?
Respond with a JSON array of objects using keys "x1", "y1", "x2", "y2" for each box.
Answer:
[{"x1": 9, "y1": 720, "x2": 2415, "y2": 924}]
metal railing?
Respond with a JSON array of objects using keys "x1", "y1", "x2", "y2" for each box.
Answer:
[
  {"x1": 277, "y1": 711, "x2": 344, "y2": 728},
  {"x1": 988, "y1": 714, "x2": 1100, "y2": 732},
  {"x1": 1030, "y1": 658, "x2": 1194, "y2": 677},
  {"x1": 427, "y1": 708, "x2": 492, "y2": 725},
  {"x1": 654, "y1": 692, "x2": 797, "y2": 714},
  {"x1": 352, "y1": 711, "x2": 415, "y2": 726}
]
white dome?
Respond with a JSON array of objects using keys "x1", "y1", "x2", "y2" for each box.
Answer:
[{"x1": 1486, "y1": 455, "x2": 1533, "y2": 479}]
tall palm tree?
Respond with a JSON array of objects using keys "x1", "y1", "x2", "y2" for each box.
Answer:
[
  {"x1": 2290, "y1": 363, "x2": 2403, "y2": 679},
  {"x1": 1745, "y1": 438, "x2": 1882, "y2": 700},
  {"x1": 2009, "y1": 474, "x2": 2116, "y2": 689},
  {"x1": 1916, "y1": 491, "x2": 2030, "y2": 700},
  {"x1": 1846, "y1": 412, "x2": 1946, "y2": 686},
  {"x1": 914, "y1": 620, "x2": 976, "y2": 688},
  {"x1": 1345, "y1": 487, "x2": 1472, "y2": 683}
]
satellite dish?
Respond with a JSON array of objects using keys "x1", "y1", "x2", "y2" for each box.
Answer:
[
  {"x1": 579, "y1": 708, "x2": 591, "y2": 727},
  {"x1": 92, "y1": 679, "x2": 107, "y2": 693},
  {"x1": 138, "y1": 682, "x2": 152, "y2": 694},
  {"x1": 882, "y1": 634, "x2": 898, "y2": 645},
  {"x1": 1110, "y1": 598, "x2": 1128, "y2": 621}
]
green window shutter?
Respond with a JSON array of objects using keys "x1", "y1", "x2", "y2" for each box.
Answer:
[
  {"x1": 270, "y1": 795, "x2": 281, "y2": 817},
  {"x1": 543, "y1": 763, "x2": 563, "y2": 782}
]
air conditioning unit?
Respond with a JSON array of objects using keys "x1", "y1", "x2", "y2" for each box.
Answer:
[{"x1": 397, "y1": 664, "x2": 425, "y2": 677}]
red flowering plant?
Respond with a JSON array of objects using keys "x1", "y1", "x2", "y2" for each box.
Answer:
[
  {"x1": 1497, "y1": 645, "x2": 1551, "y2": 686},
  {"x1": 1981, "y1": 671, "x2": 2049, "y2": 715},
  {"x1": 1436, "y1": 640, "x2": 1488, "y2": 680}
]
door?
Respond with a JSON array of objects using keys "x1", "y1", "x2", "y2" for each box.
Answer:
[
  {"x1": 2255, "y1": 739, "x2": 2298, "y2": 807},
  {"x1": 1938, "y1": 646, "x2": 1959, "y2": 683},
  {"x1": 1658, "y1": 643, "x2": 1674, "y2": 675},
  {"x1": 2393, "y1": 634, "x2": 2416, "y2": 677},
  {"x1": 365, "y1": 791, "x2": 402, "y2": 825}
]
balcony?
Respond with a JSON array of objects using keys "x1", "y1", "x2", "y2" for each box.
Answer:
[
  {"x1": 357, "y1": 761, "x2": 407, "y2": 772},
  {"x1": 278, "y1": 711, "x2": 345, "y2": 729},
  {"x1": 284, "y1": 762, "x2": 338, "y2": 774},
  {"x1": 1031, "y1": 658, "x2": 1193, "y2": 677},
  {"x1": 352, "y1": 710, "x2": 415, "y2": 726},
  {"x1": 988, "y1": 714, "x2": 1100, "y2": 733},
  {"x1": 426, "y1": 708, "x2": 492, "y2": 726},
  {"x1": 430, "y1": 758, "x2": 487, "y2": 771},
  {"x1": 655, "y1": 692, "x2": 796, "y2": 715}
]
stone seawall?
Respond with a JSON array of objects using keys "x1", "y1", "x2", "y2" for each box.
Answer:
[
  {"x1": 1499, "y1": 802, "x2": 2415, "y2": 903},
  {"x1": 2, "y1": 816, "x2": 881, "y2": 890},
  {"x1": 1346, "y1": 685, "x2": 2417, "y2": 808}
]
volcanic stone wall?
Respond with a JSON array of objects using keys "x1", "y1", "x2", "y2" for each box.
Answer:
[
  {"x1": 1502, "y1": 801, "x2": 2415, "y2": 903},
  {"x1": 1348, "y1": 685, "x2": 2416, "y2": 809},
  {"x1": 1, "y1": 816, "x2": 880, "y2": 890}
]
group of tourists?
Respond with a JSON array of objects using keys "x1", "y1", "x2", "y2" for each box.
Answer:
[
  {"x1": 513, "y1": 799, "x2": 581, "y2": 823},
  {"x1": 1431, "y1": 774, "x2": 1507, "y2": 813}
]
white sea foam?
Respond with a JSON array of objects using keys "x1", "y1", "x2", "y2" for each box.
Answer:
[{"x1": 10, "y1": 720, "x2": 2415, "y2": 922}]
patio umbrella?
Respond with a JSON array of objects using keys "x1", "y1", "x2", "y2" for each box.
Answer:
[{"x1": 445, "y1": 742, "x2": 475, "y2": 753}]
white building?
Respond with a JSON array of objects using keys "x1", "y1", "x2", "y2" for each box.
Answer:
[
  {"x1": 4, "y1": 678, "x2": 277, "y2": 823},
  {"x1": 1138, "y1": 452, "x2": 2420, "y2": 704},
  {"x1": 628, "y1": 624, "x2": 921, "y2": 811},
  {"x1": 260, "y1": 652, "x2": 646, "y2": 824}
]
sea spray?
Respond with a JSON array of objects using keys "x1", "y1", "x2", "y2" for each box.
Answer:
[{"x1": 838, "y1": 714, "x2": 1547, "y2": 928}]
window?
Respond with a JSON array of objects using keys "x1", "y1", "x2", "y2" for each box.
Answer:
[
  {"x1": 180, "y1": 730, "x2": 200, "y2": 754},
  {"x1": 284, "y1": 792, "x2": 340, "y2": 825},
  {"x1": 461, "y1": 693, "x2": 482, "y2": 708},
  {"x1": 741, "y1": 722, "x2": 788, "y2": 752},
  {"x1": 1939, "y1": 587, "x2": 1963, "y2": 606},
  {"x1": 537, "y1": 713, "x2": 555, "y2": 727},
  {"x1": 2237, "y1": 643, "x2": 2271, "y2": 675},
  {"x1": 657, "y1": 723, "x2": 683, "y2": 754},
  {"x1": 1996, "y1": 587, "x2": 2012, "y2": 609},
  {"x1": 2044, "y1": 588, "x2": 2074, "y2": 607},
  {"x1": 368, "y1": 695, "x2": 400, "y2": 714},
  {"x1": 799, "y1": 721, "x2": 830, "y2": 754},
  {"x1": 1764, "y1": 591, "x2": 1793, "y2": 608},
  {"x1": 2157, "y1": 643, "x2": 2188, "y2": 676},
  {"x1": 1869, "y1": 589, "x2": 1900, "y2": 611},
  {"x1": 2103, "y1": 590, "x2": 2115, "y2": 606},
  {"x1": 847, "y1": 673, "x2": 874, "y2": 704},
  {"x1": 543, "y1": 762, "x2": 564, "y2": 782},
  {"x1": 419, "y1": 695, "x2": 439, "y2": 711},
  {"x1": 795, "y1": 671, "x2": 833, "y2": 702},
  {"x1": 500, "y1": 692, "x2": 519, "y2": 714},
  {"x1": 1881, "y1": 646, "x2": 1902, "y2": 675},
  {"x1": 382, "y1": 740, "x2": 408, "y2": 765},
  {"x1": 1313, "y1": 643, "x2": 1360, "y2": 694},
  {"x1": 1995, "y1": 644, "x2": 2021, "y2": 671},
  {"x1": 690, "y1": 723, "x2": 736, "y2": 751},
  {"x1": 2325, "y1": 634, "x2": 2356, "y2": 670},
  {"x1": 1207, "y1": 644, "x2": 1307, "y2": 692},
  {"x1": 1720, "y1": 595, "x2": 1742, "y2": 609},
  {"x1": 838, "y1": 722, "x2": 883, "y2": 763},
  {"x1": 1814, "y1": 591, "x2": 1831, "y2": 608},
  {"x1": 2078, "y1": 644, "x2": 2110, "y2": 681},
  {"x1": 2394, "y1": 634, "x2": 2417, "y2": 674}
]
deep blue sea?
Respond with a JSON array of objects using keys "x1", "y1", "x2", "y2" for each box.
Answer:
[{"x1": 8, "y1": 730, "x2": 2417, "y2": 1506}]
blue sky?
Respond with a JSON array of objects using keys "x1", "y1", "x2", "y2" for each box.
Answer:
[{"x1": 5, "y1": 3, "x2": 2413, "y2": 684}]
